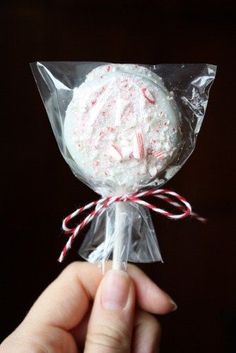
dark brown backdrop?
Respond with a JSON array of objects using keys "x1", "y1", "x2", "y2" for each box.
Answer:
[{"x1": 1, "y1": 1, "x2": 236, "y2": 352}]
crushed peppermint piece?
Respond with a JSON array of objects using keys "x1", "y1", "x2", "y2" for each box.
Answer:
[{"x1": 142, "y1": 87, "x2": 155, "y2": 104}]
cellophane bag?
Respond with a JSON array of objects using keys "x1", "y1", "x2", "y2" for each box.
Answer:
[{"x1": 31, "y1": 62, "x2": 216, "y2": 267}]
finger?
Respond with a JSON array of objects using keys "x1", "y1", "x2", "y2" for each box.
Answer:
[
  {"x1": 84, "y1": 270, "x2": 135, "y2": 353},
  {"x1": 127, "y1": 264, "x2": 177, "y2": 314},
  {"x1": 24, "y1": 261, "x2": 176, "y2": 331},
  {"x1": 71, "y1": 261, "x2": 177, "y2": 314},
  {"x1": 104, "y1": 262, "x2": 177, "y2": 314},
  {"x1": 72, "y1": 308, "x2": 162, "y2": 353},
  {"x1": 132, "y1": 310, "x2": 161, "y2": 353},
  {"x1": 24, "y1": 262, "x2": 99, "y2": 330}
]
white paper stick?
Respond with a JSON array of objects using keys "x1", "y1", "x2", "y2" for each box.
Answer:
[{"x1": 112, "y1": 202, "x2": 127, "y2": 270}]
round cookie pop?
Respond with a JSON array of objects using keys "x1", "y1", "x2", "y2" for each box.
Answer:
[{"x1": 64, "y1": 64, "x2": 181, "y2": 195}]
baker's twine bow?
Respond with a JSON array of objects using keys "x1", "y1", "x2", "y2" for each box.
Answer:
[{"x1": 58, "y1": 188, "x2": 206, "y2": 262}]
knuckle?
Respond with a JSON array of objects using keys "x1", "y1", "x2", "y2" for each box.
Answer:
[
  {"x1": 150, "y1": 316, "x2": 161, "y2": 336},
  {"x1": 137, "y1": 310, "x2": 161, "y2": 335},
  {"x1": 86, "y1": 323, "x2": 130, "y2": 352},
  {"x1": 0, "y1": 335, "x2": 48, "y2": 353},
  {"x1": 63, "y1": 261, "x2": 80, "y2": 277}
]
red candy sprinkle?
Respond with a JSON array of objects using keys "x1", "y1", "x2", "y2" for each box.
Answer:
[
  {"x1": 141, "y1": 88, "x2": 155, "y2": 104},
  {"x1": 152, "y1": 151, "x2": 164, "y2": 159},
  {"x1": 136, "y1": 131, "x2": 145, "y2": 159},
  {"x1": 112, "y1": 143, "x2": 123, "y2": 159}
]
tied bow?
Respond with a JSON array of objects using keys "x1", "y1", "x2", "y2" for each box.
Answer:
[{"x1": 59, "y1": 188, "x2": 206, "y2": 262}]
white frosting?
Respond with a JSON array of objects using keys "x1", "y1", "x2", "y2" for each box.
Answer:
[{"x1": 64, "y1": 64, "x2": 180, "y2": 193}]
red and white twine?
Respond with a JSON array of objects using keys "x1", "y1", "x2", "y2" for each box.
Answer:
[{"x1": 58, "y1": 188, "x2": 206, "y2": 262}]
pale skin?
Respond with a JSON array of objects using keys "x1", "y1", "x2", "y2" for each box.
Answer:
[{"x1": 0, "y1": 262, "x2": 177, "y2": 353}]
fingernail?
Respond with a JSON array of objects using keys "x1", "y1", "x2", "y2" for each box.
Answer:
[
  {"x1": 170, "y1": 299, "x2": 178, "y2": 311},
  {"x1": 101, "y1": 270, "x2": 130, "y2": 310}
]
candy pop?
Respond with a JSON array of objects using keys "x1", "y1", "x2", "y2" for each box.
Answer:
[{"x1": 31, "y1": 62, "x2": 216, "y2": 269}]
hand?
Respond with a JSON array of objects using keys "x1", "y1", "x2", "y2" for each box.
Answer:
[{"x1": 0, "y1": 262, "x2": 177, "y2": 353}]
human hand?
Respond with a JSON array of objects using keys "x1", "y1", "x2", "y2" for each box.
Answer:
[{"x1": 0, "y1": 262, "x2": 177, "y2": 353}]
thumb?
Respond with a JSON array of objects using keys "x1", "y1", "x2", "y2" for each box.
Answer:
[{"x1": 84, "y1": 269, "x2": 135, "y2": 353}]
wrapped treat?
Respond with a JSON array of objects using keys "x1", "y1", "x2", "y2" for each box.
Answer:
[{"x1": 31, "y1": 62, "x2": 216, "y2": 269}]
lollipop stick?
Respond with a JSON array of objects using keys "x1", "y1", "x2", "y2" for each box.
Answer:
[{"x1": 112, "y1": 202, "x2": 127, "y2": 270}]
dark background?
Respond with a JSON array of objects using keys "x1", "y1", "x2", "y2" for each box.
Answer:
[{"x1": 1, "y1": 1, "x2": 236, "y2": 352}]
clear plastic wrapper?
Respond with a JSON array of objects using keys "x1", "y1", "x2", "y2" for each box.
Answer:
[{"x1": 31, "y1": 62, "x2": 216, "y2": 267}]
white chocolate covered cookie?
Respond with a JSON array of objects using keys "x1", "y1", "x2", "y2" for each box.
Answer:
[{"x1": 64, "y1": 64, "x2": 180, "y2": 193}]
